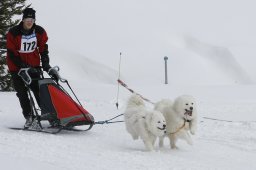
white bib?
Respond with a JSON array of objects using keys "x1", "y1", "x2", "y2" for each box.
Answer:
[{"x1": 19, "y1": 31, "x2": 37, "y2": 53}]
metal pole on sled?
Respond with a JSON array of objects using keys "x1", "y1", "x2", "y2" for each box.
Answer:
[{"x1": 164, "y1": 56, "x2": 168, "y2": 84}]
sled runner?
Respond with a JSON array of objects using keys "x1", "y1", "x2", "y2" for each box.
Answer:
[{"x1": 13, "y1": 66, "x2": 94, "y2": 134}]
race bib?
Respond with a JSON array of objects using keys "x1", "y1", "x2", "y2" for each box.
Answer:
[{"x1": 19, "y1": 31, "x2": 37, "y2": 53}]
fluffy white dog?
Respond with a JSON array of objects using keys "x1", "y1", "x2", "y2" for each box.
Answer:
[
  {"x1": 124, "y1": 94, "x2": 166, "y2": 151},
  {"x1": 155, "y1": 95, "x2": 198, "y2": 149}
]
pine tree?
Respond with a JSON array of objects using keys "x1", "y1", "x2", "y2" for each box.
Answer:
[{"x1": 0, "y1": 0, "x2": 26, "y2": 91}]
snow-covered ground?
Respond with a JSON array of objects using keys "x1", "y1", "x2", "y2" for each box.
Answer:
[
  {"x1": 1, "y1": 85, "x2": 256, "y2": 170},
  {"x1": 1, "y1": 0, "x2": 256, "y2": 169}
]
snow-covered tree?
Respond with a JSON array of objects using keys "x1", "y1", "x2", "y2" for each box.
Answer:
[{"x1": 0, "y1": 0, "x2": 26, "y2": 91}]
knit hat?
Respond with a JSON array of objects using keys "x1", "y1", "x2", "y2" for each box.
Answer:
[{"x1": 22, "y1": 8, "x2": 36, "y2": 20}]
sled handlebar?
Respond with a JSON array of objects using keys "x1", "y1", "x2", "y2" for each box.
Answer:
[
  {"x1": 18, "y1": 66, "x2": 67, "y2": 85},
  {"x1": 18, "y1": 68, "x2": 32, "y2": 85},
  {"x1": 49, "y1": 66, "x2": 68, "y2": 83}
]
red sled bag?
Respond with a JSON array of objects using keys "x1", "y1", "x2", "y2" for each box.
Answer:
[{"x1": 39, "y1": 78, "x2": 94, "y2": 127}]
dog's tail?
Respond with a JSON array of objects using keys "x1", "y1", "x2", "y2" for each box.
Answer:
[
  {"x1": 154, "y1": 99, "x2": 173, "y2": 112},
  {"x1": 127, "y1": 94, "x2": 145, "y2": 108}
]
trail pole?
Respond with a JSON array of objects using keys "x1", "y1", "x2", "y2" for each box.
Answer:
[
  {"x1": 164, "y1": 56, "x2": 168, "y2": 84},
  {"x1": 116, "y1": 52, "x2": 122, "y2": 109}
]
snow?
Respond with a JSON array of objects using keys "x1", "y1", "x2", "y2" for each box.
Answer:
[{"x1": 1, "y1": 0, "x2": 256, "y2": 169}]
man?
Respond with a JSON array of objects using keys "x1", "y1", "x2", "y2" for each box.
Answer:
[{"x1": 6, "y1": 8, "x2": 58, "y2": 128}]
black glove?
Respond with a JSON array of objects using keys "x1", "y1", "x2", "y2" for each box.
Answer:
[
  {"x1": 40, "y1": 44, "x2": 51, "y2": 72},
  {"x1": 20, "y1": 62, "x2": 28, "y2": 68},
  {"x1": 28, "y1": 67, "x2": 41, "y2": 78},
  {"x1": 48, "y1": 68, "x2": 60, "y2": 81},
  {"x1": 42, "y1": 63, "x2": 51, "y2": 72}
]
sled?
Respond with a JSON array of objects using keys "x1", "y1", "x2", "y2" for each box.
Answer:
[{"x1": 15, "y1": 66, "x2": 94, "y2": 134}]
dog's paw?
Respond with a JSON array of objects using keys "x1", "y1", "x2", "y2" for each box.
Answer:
[
  {"x1": 187, "y1": 139, "x2": 193, "y2": 145},
  {"x1": 171, "y1": 145, "x2": 178, "y2": 149},
  {"x1": 145, "y1": 146, "x2": 154, "y2": 151},
  {"x1": 145, "y1": 141, "x2": 155, "y2": 151},
  {"x1": 132, "y1": 135, "x2": 139, "y2": 140},
  {"x1": 190, "y1": 129, "x2": 195, "y2": 135},
  {"x1": 146, "y1": 148, "x2": 155, "y2": 152}
]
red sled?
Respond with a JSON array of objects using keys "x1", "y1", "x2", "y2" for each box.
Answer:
[{"x1": 17, "y1": 67, "x2": 94, "y2": 134}]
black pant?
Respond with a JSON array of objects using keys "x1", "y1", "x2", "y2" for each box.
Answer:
[{"x1": 11, "y1": 72, "x2": 40, "y2": 119}]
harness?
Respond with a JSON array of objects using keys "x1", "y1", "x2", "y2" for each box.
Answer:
[{"x1": 169, "y1": 119, "x2": 190, "y2": 135}]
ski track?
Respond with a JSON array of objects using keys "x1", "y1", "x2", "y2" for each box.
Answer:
[
  {"x1": 199, "y1": 120, "x2": 256, "y2": 152},
  {"x1": 1, "y1": 93, "x2": 256, "y2": 170}
]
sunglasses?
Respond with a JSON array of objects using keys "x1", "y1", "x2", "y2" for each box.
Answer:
[{"x1": 23, "y1": 18, "x2": 35, "y2": 23}]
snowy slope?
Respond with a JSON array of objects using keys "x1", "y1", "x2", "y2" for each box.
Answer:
[
  {"x1": 1, "y1": 0, "x2": 256, "y2": 169},
  {"x1": 30, "y1": 0, "x2": 256, "y2": 85}
]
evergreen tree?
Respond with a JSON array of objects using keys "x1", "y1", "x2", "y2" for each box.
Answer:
[{"x1": 0, "y1": 0, "x2": 26, "y2": 91}]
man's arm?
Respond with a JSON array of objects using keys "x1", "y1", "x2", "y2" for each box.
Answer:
[
  {"x1": 6, "y1": 32, "x2": 27, "y2": 68},
  {"x1": 36, "y1": 26, "x2": 51, "y2": 71}
]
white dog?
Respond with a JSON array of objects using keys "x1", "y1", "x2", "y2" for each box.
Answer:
[
  {"x1": 155, "y1": 95, "x2": 197, "y2": 149},
  {"x1": 124, "y1": 94, "x2": 166, "y2": 151}
]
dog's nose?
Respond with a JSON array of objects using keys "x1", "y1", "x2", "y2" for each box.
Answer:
[
  {"x1": 190, "y1": 107, "x2": 193, "y2": 111},
  {"x1": 163, "y1": 124, "x2": 166, "y2": 128}
]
